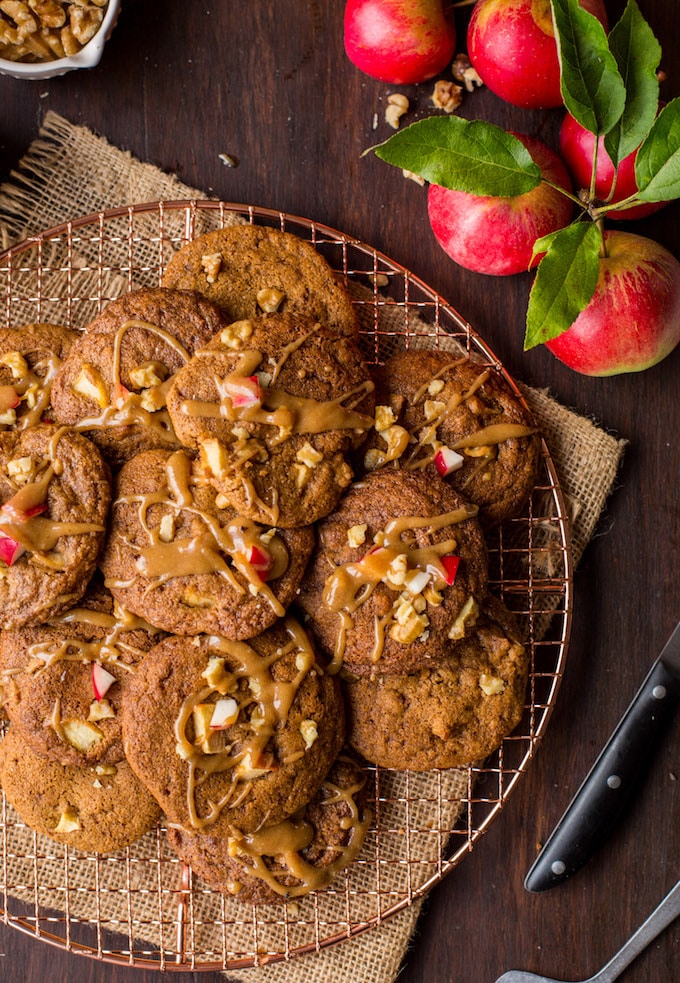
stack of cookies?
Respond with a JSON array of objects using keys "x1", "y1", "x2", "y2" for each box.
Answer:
[{"x1": 0, "y1": 224, "x2": 538, "y2": 903}]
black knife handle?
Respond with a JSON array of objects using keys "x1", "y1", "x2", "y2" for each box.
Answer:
[{"x1": 525, "y1": 657, "x2": 680, "y2": 893}]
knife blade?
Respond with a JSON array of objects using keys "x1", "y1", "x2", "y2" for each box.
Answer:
[{"x1": 524, "y1": 619, "x2": 680, "y2": 893}]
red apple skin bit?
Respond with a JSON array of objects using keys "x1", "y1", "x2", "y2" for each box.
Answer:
[{"x1": 427, "y1": 133, "x2": 573, "y2": 276}]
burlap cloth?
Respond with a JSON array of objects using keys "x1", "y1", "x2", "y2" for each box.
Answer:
[{"x1": 0, "y1": 112, "x2": 626, "y2": 982}]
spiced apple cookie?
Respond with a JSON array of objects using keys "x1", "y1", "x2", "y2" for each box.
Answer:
[
  {"x1": 0, "y1": 726, "x2": 161, "y2": 853},
  {"x1": 120, "y1": 619, "x2": 345, "y2": 835},
  {"x1": 344, "y1": 596, "x2": 529, "y2": 769},
  {"x1": 165, "y1": 313, "x2": 375, "y2": 528},
  {"x1": 296, "y1": 468, "x2": 488, "y2": 677},
  {"x1": 50, "y1": 287, "x2": 228, "y2": 468},
  {"x1": 0, "y1": 581, "x2": 163, "y2": 768},
  {"x1": 161, "y1": 224, "x2": 359, "y2": 339},
  {"x1": 0, "y1": 425, "x2": 110, "y2": 629},
  {"x1": 0, "y1": 323, "x2": 79, "y2": 431},
  {"x1": 166, "y1": 753, "x2": 370, "y2": 903},
  {"x1": 364, "y1": 350, "x2": 541, "y2": 525},
  {"x1": 99, "y1": 448, "x2": 314, "y2": 639}
]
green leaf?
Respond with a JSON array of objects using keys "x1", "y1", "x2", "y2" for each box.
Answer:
[
  {"x1": 524, "y1": 221, "x2": 601, "y2": 350},
  {"x1": 551, "y1": 0, "x2": 626, "y2": 135},
  {"x1": 604, "y1": 0, "x2": 661, "y2": 168},
  {"x1": 634, "y1": 98, "x2": 680, "y2": 202},
  {"x1": 372, "y1": 116, "x2": 543, "y2": 197}
]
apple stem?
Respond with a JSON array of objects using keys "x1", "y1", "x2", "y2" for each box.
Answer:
[
  {"x1": 596, "y1": 217, "x2": 608, "y2": 259},
  {"x1": 542, "y1": 179, "x2": 584, "y2": 208},
  {"x1": 589, "y1": 139, "x2": 599, "y2": 206}
]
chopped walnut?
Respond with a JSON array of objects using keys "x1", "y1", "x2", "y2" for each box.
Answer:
[
  {"x1": 374, "y1": 405, "x2": 396, "y2": 432},
  {"x1": 201, "y1": 251, "x2": 222, "y2": 283},
  {"x1": 390, "y1": 599, "x2": 429, "y2": 643},
  {"x1": 427, "y1": 379, "x2": 445, "y2": 396},
  {"x1": 424, "y1": 399, "x2": 446, "y2": 422},
  {"x1": 299, "y1": 719, "x2": 318, "y2": 749},
  {"x1": 0, "y1": 0, "x2": 107, "y2": 62},
  {"x1": 479, "y1": 673, "x2": 506, "y2": 696},
  {"x1": 295, "y1": 441, "x2": 323, "y2": 468},
  {"x1": 347, "y1": 523, "x2": 367, "y2": 549},
  {"x1": 385, "y1": 92, "x2": 409, "y2": 129},
  {"x1": 451, "y1": 53, "x2": 484, "y2": 92},
  {"x1": 219, "y1": 319, "x2": 254, "y2": 350},
  {"x1": 182, "y1": 588, "x2": 215, "y2": 609},
  {"x1": 158, "y1": 513, "x2": 175, "y2": 543},
  {"x1": 256, "y1": 287, "x2": 285, "y2": 313},
  {"x1": 7, "y1": 456, "x2": 34, "y2": 482},
  {"x1": 129, "y1": 361, "x2": 168, "y2": 389},
  {"x1": 431, "y1": 80, "x2": 463, "y2": 113}
]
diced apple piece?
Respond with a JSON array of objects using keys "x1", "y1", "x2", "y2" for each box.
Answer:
[
  {"x1": 192, "y1": 703, "x2": 228, "y2": 753},
  {"x1": 439, "y1": 554, "x2": 460, "y2": 586},
  {"x1": 73, "y1": 364, "x2": 109, "y2": 408},
  {"x1": 88, "y1": 699, "x2": 115, "y2": 722},
  {"x1": 200, "y1": 438, "x2": 228, "y2": 478},
  {"x1": 0, "y1": 531, "x2": 25, "y2": 566},
  {"x1": 1, "y1": 486, "x2": 48, "y2": 523},
  {"x1": 224, "y1": 375, "x2": 262, "y2": 409},
  {"x1": 234, "y1": 749, "x2": 276, "y2": 780},
  {"x1": 0, "y1": 384, "x2": 20, "y2": 413},
  {"x1": 61, "y1": 718, "x2": 104, "y2": 751},
  {"x1": 54, "y1": 805, "x2": 81, "y2": 833},
  {"x1": 247, "y1": 544, "x2": 272, "y2": 578},
  {"x1": 210, "y1": 696, "x2": 239, "y2": 729},
  {"x1": 92, "y1": 663, "x2": 117, "y2": 701},
  {"x1": 434, "y1": 445, "x2": 465, "y2": 477}
]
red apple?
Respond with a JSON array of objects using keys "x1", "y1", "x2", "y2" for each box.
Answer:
[
  {"x1": 559, "y1": 110, "x2": 668, "y2": 221},
  {"x1": 468, "y1": 0, "x2": 608, "y2": 109},
  {"x1": 545, "y1": 231, "x2": 680, "y2": 375},
  {"x1": 344, "y1": 0, "x2": 456, "y2": 84},
  {"x1": 427, "y1": 133, "x2": 573, "y2": 276}
]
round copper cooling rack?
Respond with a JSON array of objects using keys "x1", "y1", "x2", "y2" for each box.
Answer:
[{"x1": 0, "y1": 201, "x2": 573, "y2": 971}]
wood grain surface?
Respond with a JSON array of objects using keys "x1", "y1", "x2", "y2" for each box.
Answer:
[{"x1": 0, "y1": 1, "x2": 678, "y2": 981}]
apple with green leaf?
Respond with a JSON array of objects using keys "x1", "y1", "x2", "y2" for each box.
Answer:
[
  {"x1": 370, "y1": 0, "x2": 680, "y2": 375},
  {"x1": 343, "y1": 0, "x2": 456, "y2": 84},
  {"x1": 427, "y1": 132, "x2": 573, "y2": 275},
  {"x1": 537, "y1": 230, "x2": 680, "y2": 375},
  {"x1": 467, "y1": 0, "x2": 608, "y2": 109}
]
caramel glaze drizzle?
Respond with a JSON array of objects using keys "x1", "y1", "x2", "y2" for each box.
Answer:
[
  {"x1": 181, "y1": 348, "x2": 375, "y2": 443},
  {"x1": 75, "y1": 320, "x2": 192, "y2": 437},
  {"x1": 322, "y1": 504, "x2": 478, "y2": 670},
  {"x1": 105, "y1": 450, "x2": 290, "y2": 617},
  {"x1": 173, "y1": 618, "x2": 320, "y2": 830},
  {"x1": 0, "y1": 346, "x2": 63, "y2": 429},
  {"x1": 403, "y1": 363, "x2": 535, "y2": 471},
  {"x1": 0, "y1": 427, "x2": 106, "y2": 570},
  {"x1": 21, "y1": 602, "x2": 160, "y2": 676},
  {"x1": 226, "y1": 756, "x2": 371, "y2": 898}
]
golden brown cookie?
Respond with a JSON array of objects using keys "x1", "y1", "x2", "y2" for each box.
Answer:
[
  {"x1": 120, "y1": 620, "x2": 345, "y2": 835},
  {"x1": 344, "y1": 597, "x2": 529, "y2": 769},
  {"x1": 364, "y1": 350, "x2": 541, "y2": 526},
  {"x1": 166, "y1": 753, "x2": 371, "y2": 903},
  {"x1": 0, "y1": 582, "x2": 162, "y2": 767},
  {"x1": 50, "y1": 287, "x2": 228, "y2": 468},
  {"x1": 161, "y1": 224, "x2": 359, "y2": 338},
  {"x1": 0, "y1": 425, "x2": 110, "y2": 629},
  {"x1": 0, "y1": 726, "x2": 161, "y2": 853},
  {"x1": 165, "y1": 313, "x2": 375, "y2": 528},
  {"x1": 0, "y1": 323, "x2": 79, "y2": 431},
  {"x1": 99, "y1": 448, "x2": 315, "y2": 639},
  {"x1": 296, "y1": 468, "x2": 488, "y2": 677}
]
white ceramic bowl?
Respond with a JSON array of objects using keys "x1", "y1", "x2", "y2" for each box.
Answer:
[{"x1": 0, "y1": 0, "x2": 121, "y2": 80}]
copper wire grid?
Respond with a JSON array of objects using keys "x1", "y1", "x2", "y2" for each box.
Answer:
[{"x1": 0, "y1": 201, "x2": 573, "y2": 971}]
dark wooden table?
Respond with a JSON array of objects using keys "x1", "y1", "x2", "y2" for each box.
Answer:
[{"x1": 1, "y1": 1, "x2": 678, "y2": 981}]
